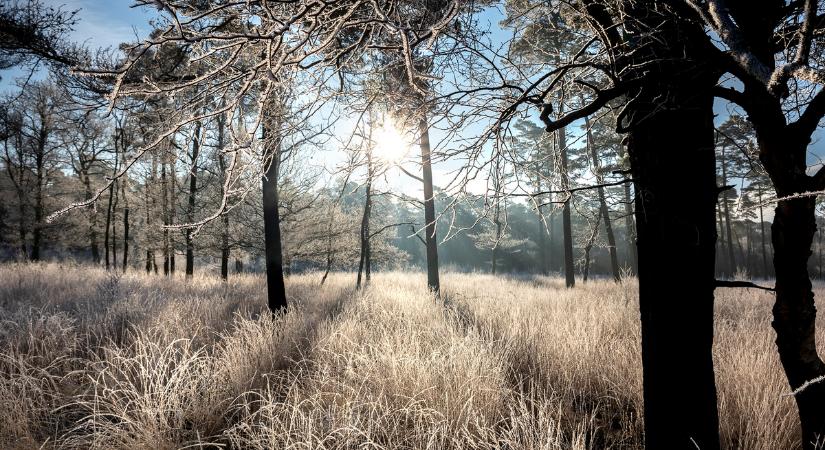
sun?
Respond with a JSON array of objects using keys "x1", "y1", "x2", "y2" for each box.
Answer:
[{"x1": 374, "y1": 120, "x2": 412, "y2": 164}]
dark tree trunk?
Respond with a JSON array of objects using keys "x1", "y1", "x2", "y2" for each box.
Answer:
[
  {"x1": 31, "y1": 148, "x2": 44, "y2": 262},
  {"x1": 585, "y1": 115, "x2": 620, "y2": 281},
  {"x1": 620, "y1": 11, "x2": 721, "y2": 444},
  {"x1": 122, "y1": 204, "x2": 129, "y2": 272},
  {"x1": 262, "y1": 124, "x2": 287, "y2": 312},
  {"x1": 357, "y1": 152, "x2": 373, "y2": 290},
  {"x1": 629, "y1": 92, "x2": 720, "y2": 450},
  {"x1": 558, "y1": 125, "x2": 575, "y2": 288},
  {"x1": 220, "y1": 215, "x2": 230, "y2": 280},
  {"x1": 185, "y1": 122, "x2": 200, "y2": 279},
  {"x1": 161, "y1": 153, "x2": 170, "y2": 276},
  {"x1": 104, "y1": 181, "x2": 114, "y2": 270},
  {"x1": 217, "y1": 115, "x2": 229, "y2": 281},
  {"x1": 771, "y1": 196, "x2": 825, "y2": 449},
  {"x1": 235, "y1": 258, "x2": 243, "y2": 274},
  {"x1": 169, "y1": 155, "x2": 176, "y2": 275},
  {"x1": 419, "y1": 117, "x2": 440, "y2": 294}
]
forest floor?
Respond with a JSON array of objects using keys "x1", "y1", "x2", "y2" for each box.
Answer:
[{"x1": 0, "y1": 263, "x2": 810, "y2": 449}]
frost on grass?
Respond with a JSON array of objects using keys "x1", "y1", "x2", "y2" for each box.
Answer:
[{"x1": 0, "y1": 264, "x2": 809, "y2": 449}]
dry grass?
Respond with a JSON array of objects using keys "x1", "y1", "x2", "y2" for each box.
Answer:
[{"x1": 0, "y1": 263, "x2": 814, "y2": 449}]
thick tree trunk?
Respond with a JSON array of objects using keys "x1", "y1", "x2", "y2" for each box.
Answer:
[
  {"x1": 185, "y1": 122, "x2": 200, "y2": 279},
  {"x1": 558, "y1": 125, "x2": 575, "y2": 288},
  {"x1": 419, "y1": 117, "x2": 440, "y2": 293},
  {"x1": 771, "y1": 196, "x2": 825, "y2": 449},
  {"x1": 623, "y1": 42, "x2": 721, "y2": 447},
  {"x1": 262, "y1": 124, "x2": 287, "y2": 312},
  {"x1": 585, "y1": 115, "x2": 620, "y2": 281}
]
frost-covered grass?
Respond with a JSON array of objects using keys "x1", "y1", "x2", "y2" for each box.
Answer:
[{"x1": 0, "y1": 263, "x2": 810, "y2": 449}]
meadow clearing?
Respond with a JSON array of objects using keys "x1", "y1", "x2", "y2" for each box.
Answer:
[{"x1": 0, "y1": 263, "x2": 810, "y2": 449}]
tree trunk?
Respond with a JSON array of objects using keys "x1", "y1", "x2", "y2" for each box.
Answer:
[
  {"x1": 31, "y1": 147, "x2": 44, "y2": 261},
  {"x1": 122, "y1": 202, "x2": 129, "y2": 272},
  {"x1": 262, "y1": 123, "x2": 287, "y2": 312},
  {"x1": 104, "y1": 180, "x2": 114, "y2": 269},
  {"x1": 169, "y1": 152, "x2": 176, "y2": 275},
  {"x1": 83, "y1": 171, "x2": 101, "y2": 264},
  {"x1": 217, "y1": 115, "x2": 229, "y2": 281},
  {"x1": 357, "y1": 152, "x2": 373, "y2": 289},
  {"x1": 585, "y1": 115, "x2": 620, "y2": 281},
  {"x1": 770, "y1": 196, "x2": 825, "y2": 449},
  {"x1": 185, "y1": 122, "x2": 200, "y2": 279},
  {"x1": 558, "y1": 125, "x2": 575, "y2": 288},
  {"x1": 721, "y1": 146, "x2": 737, "y2": 276},
  {"x1": 419, "y1": 117, "x2": 441, "y2": 293},
  {"x1": 161, "y1": 150, "x2": 170, "y2": 276},
  {"x1": 623, "y1": 39, "x2": 721, "y2": 448}
]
